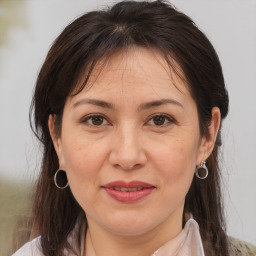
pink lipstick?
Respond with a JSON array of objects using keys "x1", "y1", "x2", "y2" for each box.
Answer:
[{"x1": 102, "y1": 181, "x2": 155, "y2": 203}]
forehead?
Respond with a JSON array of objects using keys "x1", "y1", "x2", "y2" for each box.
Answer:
[{"x1": 70, "y1": 47, "x2": 191, "y2": 104}]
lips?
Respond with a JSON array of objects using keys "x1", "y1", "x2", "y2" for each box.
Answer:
[
  {"x1": 110, "y1": 187, "x2": 144, "y2": 192},
  {"x1": 102, "y1": 181, "x2": 156, "y2": 203}
]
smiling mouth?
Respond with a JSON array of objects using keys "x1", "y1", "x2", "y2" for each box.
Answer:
[
  {"x1": 108, "y1": 186, "x2": 147, "y2": 192},
  {"x1": 102, "y1": 181, "x2": 156, "y2": 203}
]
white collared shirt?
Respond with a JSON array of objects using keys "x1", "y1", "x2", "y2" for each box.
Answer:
[
  {"x1": 12, "y1": 218, "x2": 205, "y2": 256},
  {"x1": 151, "y1": 218, "x2": 205, "y2": 256}
]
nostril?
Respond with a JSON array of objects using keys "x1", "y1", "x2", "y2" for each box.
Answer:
[
  {"x1": 113, "y1": 163, "x2": 142, "y2": 171},
  {"x1": 108, "y1": 136, "x2": 147, "y2": 170}
]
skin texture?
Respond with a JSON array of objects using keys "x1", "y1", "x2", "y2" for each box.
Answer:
[{"x1": 49, "y1": 47, "x2": 220, "y2": 256}]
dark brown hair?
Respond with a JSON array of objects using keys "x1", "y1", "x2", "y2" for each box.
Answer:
[{"x1": 28, "y1": 1, "x2": 229, "y2": 255}]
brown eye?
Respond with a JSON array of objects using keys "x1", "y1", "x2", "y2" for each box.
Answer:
[
  {"x1": 82, "y1": 115, "x2": 108, "y2": 126},
  {"x1": 153, "y1": 115, "x2": 166, "y2": 126},
  {"x1": 148, "y1": 114, "x2": 174, "y2": 127},
  {"x1": 91, "y1": 116, "x2": 104, "y2": 126}
]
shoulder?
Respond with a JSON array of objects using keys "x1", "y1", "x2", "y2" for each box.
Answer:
[
  {"x1": 228, "y1": 237, "x2": 256, "y2": 256},
  {"x1": 12, "y1": 236, "x2": 43, "y2": 256}
]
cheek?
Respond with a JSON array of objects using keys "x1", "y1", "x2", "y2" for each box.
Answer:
[
  {"x1": 60, "y1": 134, "x2": 107, "y2": 203},
  {"x1": 150, "y1": 135, "x2": 199, "y2": 189},
  {"x1": 150, "y1": 144, "x2": 197, "y2": 215},
  {"x1": 62, "y1": 140, "x2": 103, "y2": 180},
  {"x1": 60, "y1": 124, "x2": 104, "y2": 171}
]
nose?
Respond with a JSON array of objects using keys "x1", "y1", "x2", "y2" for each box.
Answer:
[{"x1": 108, "y1": 124, "x2": 147, "y2": 171}]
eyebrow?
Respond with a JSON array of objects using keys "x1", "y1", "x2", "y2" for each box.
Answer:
[
  {"x1": 138, "y1": 99, "x2": 184, "y2": 110},
  {"x1": 73, "y1": 99, "x2": 114, "y2": 109},
  {"x1": 72, "y1": 98, "x2": 183, "y2": 110}
]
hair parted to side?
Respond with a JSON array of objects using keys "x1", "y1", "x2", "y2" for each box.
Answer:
[{"x1": 27, "y1": 1, "x2": 229, "y2": 255}]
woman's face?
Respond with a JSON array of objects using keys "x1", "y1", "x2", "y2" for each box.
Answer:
[{"x1": 50, "y1": 47, "x2": 218, "y2": 237}]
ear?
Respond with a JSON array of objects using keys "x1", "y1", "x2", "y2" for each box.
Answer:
[
  {"x1": 196, "y1": 107, "x2": 221, "y2": 165},
  {"x1": 48, "y1": 114, "x2": 65, "y2": 168}
]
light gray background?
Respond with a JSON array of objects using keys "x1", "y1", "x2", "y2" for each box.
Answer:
[{"x1": 0, "y1": 0, "x2": 255, "y2": 244}]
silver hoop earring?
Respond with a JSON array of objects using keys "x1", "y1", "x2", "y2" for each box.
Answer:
[
  {"x1": 195, "y1": 160, "x2": 208, "y2": 179},
  {"x1": 54, "y1": 169, "x2": 69, "y2": 189}
]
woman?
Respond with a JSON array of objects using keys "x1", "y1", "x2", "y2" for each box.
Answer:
[{"x1": 12, "y1": 1, "x2": 256, "y2": 255}]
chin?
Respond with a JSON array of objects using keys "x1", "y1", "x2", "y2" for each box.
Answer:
[
  {"x1": 107, "y1": 224, "x2": 154, "y2": 237},
  {"x1": 99, "y1": 213, "x2": 161, "y2": 237}
]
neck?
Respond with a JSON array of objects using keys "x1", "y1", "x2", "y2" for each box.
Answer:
[{"x1": 85, "y1": 207, "x2": 184, "y2": 256}]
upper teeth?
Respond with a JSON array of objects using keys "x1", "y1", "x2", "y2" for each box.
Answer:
[{"x1": 112, "y1": 187, "x2": 144, "y2": 192}]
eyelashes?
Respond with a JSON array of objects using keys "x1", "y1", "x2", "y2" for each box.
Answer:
[
  {"x1": 81, "y1": 114, "x2": 109, "y2": 126},
  {"x1": 80, "y1": 113, "x2": 176, "y2": 128},
  {"x1": 147, "y1": 114, "x2": 175, "y2": 127}
]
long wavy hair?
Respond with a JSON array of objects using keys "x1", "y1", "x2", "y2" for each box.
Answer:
[{"x1": 25, "y1": 1, "x2": 229, "y2": 255}]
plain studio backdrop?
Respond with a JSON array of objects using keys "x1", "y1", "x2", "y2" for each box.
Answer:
[{"x1": 0, "y1": 0, "x2": 255, "y2": 245}]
